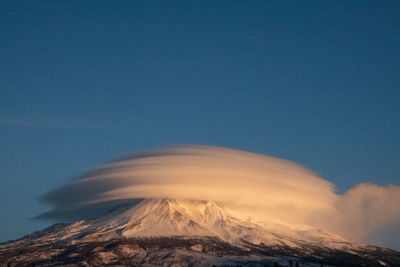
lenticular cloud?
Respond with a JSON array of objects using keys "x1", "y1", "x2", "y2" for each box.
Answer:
[
  {"x1": 40, "y1": 145, "x2": 336, "y2": 220},
  {"x1": 39, "y1": 145, "x2": 400, "y2": 247}
]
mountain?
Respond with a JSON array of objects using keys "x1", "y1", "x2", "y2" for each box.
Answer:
[{"x1": 1, "y1": 198, "x2": 400, "y2": 266}]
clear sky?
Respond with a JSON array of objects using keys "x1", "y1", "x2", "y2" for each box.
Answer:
[{"x1": 0, "y1": 1, "x2": 399, "y2": 245}]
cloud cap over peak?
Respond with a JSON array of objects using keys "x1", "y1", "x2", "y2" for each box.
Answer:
[{"x1": 39, "y1": 145, "x2": 400, "y2": 249}]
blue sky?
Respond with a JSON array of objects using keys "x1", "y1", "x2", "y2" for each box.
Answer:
[{"x1": 1, "y1": 1, "x2": 399, "y2": 244}]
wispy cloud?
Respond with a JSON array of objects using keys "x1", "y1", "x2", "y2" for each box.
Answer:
[{"x1": 0, "y1": 116, "x2": 117, "y2": 130}]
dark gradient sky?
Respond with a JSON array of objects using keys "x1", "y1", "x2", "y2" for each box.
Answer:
[{"x1": 1, "y1": 1, "x2": 399, "y2": 245}]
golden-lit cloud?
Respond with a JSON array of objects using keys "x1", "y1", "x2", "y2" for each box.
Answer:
[{"x1": 40, "y1": 145, "x2": 400, "y2": 248}]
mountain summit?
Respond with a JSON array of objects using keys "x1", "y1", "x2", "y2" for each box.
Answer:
[{"x1": 1, "y1": 198, "x2": 399, "y2": 266}]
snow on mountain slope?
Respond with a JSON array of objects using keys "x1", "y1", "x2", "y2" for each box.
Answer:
[
  {"x1": 96, "y1": 199, "x2": 349, "y2": 246},
  {"x1": 2, "y1": 198, "x2": 400, "y2": 266},
  {"x1": 14, "y1": 198, "x2": 350, "y2": 248}
]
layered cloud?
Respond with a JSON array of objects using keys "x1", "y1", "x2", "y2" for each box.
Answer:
[{"x1": 39, "y1": 145, "x2": 400, "y2": 248}]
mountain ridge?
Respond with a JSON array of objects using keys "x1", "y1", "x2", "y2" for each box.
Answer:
[{"x1": 1, "y1": 198, "x2": 400, "y2": 266}]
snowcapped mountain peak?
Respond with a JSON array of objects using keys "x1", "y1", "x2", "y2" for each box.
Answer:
[
  {"x1": 2, "y1": 198, "x2": 400, "y2": 266},
  {"x1": 88, "y1": 198, "x2": 243, "y2": 241},
  {"x1": 31, "y1": 198, "x2": 346, "y2": 248}
]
